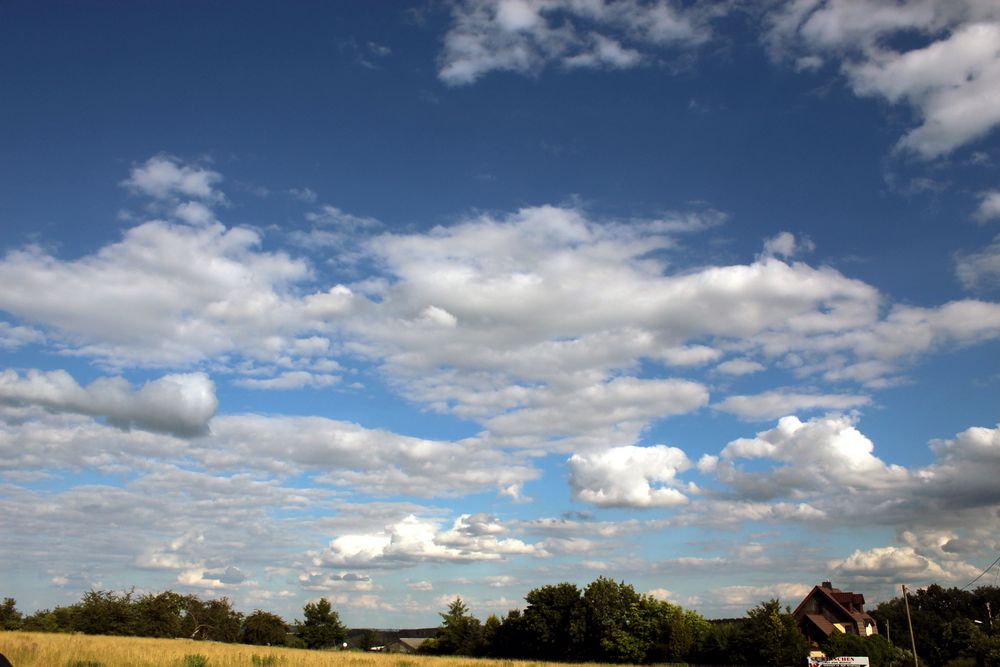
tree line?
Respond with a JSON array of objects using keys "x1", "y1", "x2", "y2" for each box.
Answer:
[
  {"x1": 3, "y1": 580, "x2": 998, "y2": 665},
  {"x1": 0, "y1": 591, "x2": 346, "y2": 649},
  {"x1": 870, "y1": 583, "x2": 1000, "y2": 667},
  {"x1": 421, "y1": 577, "x2": 814, "y2": 664}
]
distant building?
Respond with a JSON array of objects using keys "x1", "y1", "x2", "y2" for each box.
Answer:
[
  {"x1": 386, "y1": 637, "x2": 430, "y2": 654},
  {"x1": 793, "y1": 581, "x2": 878, "y2": 646}
]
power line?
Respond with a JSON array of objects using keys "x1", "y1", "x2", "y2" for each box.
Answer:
[{"x1": 962, "y1": 553, "x2": 1000, "y2": 590}]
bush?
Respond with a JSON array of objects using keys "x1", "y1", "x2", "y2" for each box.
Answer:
[
  {"x1": 251, "y1": 656, "x2": 281, "y2": 666},
  {"x1": 182, "y1": 655, "x2": 209, "y2": 667},
  {"x1": 66, "y1": 662, "x2": 104, "y2": 667}
]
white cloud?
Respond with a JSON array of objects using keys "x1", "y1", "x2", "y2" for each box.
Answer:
[
  {"x1": 957, "y1": 236, "x2": 1000, "y2": 289},
  {"x1": 708, "y1": 583, "x2": 813, "y2": 609},
  {"x1": 202, "y1": 414, "x2": 539, "y2": 498},
  {"x1": 0, "y1": 322, "x2": 43, "y2": 349},
  {"x1": 711, "y1": 414, "x2": 908, "y2": 500},
  {"x1": 305, "y1": 205, "x2": 381, "y2": 229},
  {"x1": 178, "y1": 565, "x2": 247, "y2": 589},
  {"x1": 715, "y1": 358, "x2": 765, "y2": 376},
  {"x1": 174, "y1": 201, "x2": 216, "y2": 225},
  {"x1": 714, "y1": 390, "x2": 871, "y2": 421},
  {"x1": 761, "y1": 231, "x2": 814, "y2": 259},
  {"x1": 646, "y1": 587, "x2": 674, "y2": 601},
  {"x1": 438, "y1": 0, "x2": 715, "y2": 85},
  {"x1": 122, "y1": 155, "x2": 223, "y2": 201},
  {"x1": 485, "y1": 377, "x2": 709, "y2": 450},
  {"x1": 235, "y1": 371, "x2": 339, "y2": 390},
  {"x1": 0, "y1": 369, "x2": 217, "y2": 437},
  {"x1": 568, "y1": 444, "x2": 692, "y2": 508},
  {"x1": 288, "y1": 187, "x2": 318, "y2": 203},
  {"x1": 830, "y1": 546, "x2": 978, "y2": 586},
  {"x1": 312, "y1": 514, "x2": 546, "y2": 568},
  {"x1": 764, "y1": 1, "x2": 1000, "y2": 158},
  {"x1": 975, "y1": 190, "x2": 1000, "y2": 222},
  {"x1": 0, "y1": 218, "x2": 319, "y2": 368}
]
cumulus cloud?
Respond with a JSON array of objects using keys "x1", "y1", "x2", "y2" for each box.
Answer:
[
  {"x1": 709, "y1": 415, "x2": 909, "y2": 501},
  {"x1": 311, "y1": 514, "x2": 545, "y2": 568},
  {"x1": 178, "y1": 565, "x2": 247, "y2": 589},
  {"x1": 0, "y1": 322, "x2": 43, "y2": 349},
  {"x1": 974, "y1": 189, "x2": 1000, "y2": 223},
  {"x1": 485, "y1": 377, "x2": 709, "y2": 450},
  {"x1": 830, "y1": 546, "x2": 979, "y2": 586},
  {"x1": 761, "y1": 231, "x2": 814, "y2": 259},
  {"x1": 0, "y1": 218, "x2": 319, "y2": 368},
  {"x1": 714, "y1": 390, "x2": 871, "y2": 421},
  {"x1": 764, "y1": 0, "x2": 1000, "y2": 158},
  {"x1": 122, "y1": 155, "x2": 223, "y2": 202},
  {"x1": 202, "y1": 414, "x2": 539, "y2": 498},
  {"x1": 715, "y1": 358, "x2": 765, "y2": 376},
  {"x1": 698, "y1": 417, "x2": 1000, "y2": 541},
  {"x1": 6, "y1": 159, "x2": 1000, "y2": 461},
  {"x1": 956, "y1": 236, "x2": 1000, "y2": 289},
  {"x1": 0, "y1": 369, "x2": 217, "y2": 437},
  {"x1": 438, "y1": 0, "x2": 717, "y2": 84},
  {"x1": 708, "y1": 583, "x2": 813, "y2": 609},
  {"x1": 235, "y1": 371, "x2": 339, "y2": 390},
  {"x1": 568, "y1": 444, "x2": 692, "y2": 508}
]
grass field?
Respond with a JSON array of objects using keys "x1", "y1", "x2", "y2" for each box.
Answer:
[{"x1": 0, "y1": 631, "x2": 588, "y2": 667}]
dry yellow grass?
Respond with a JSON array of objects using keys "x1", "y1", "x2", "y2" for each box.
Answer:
[{"x1": 0, "y1": 631, "x2": 590, "y2": 667}]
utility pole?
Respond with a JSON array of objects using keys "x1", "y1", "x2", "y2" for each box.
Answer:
[
  {"x1": 902, "y1": 584, "x2": 918, "y2": 667},
  {"x1": 885, "y1": 617, "x2": 890, "y2": 643},
  {"x1": 987, "y1": 601, "x2": 993, "y2": 631}
]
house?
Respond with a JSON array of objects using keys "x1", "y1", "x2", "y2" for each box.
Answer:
[
  {"x1": 793, "y1": 581, "x2": 878, "y2": 646},
  {"x1": 386, "y1": 637, "x2": 430, "y2": 654}
]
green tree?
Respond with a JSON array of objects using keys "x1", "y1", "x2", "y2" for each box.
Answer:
[
  {"x1": 75, "y1": 589, "x2": 137, "y2": 635},
  {"x1": 734, "y1": 599, "x2": 808, "y2": 666},
  {"x1": 488, "y1": 609, "x2": 526, "y2": 658},
  {"x1": 822, "y1": 631, "x2": 911, "y2": 667},
  {"x1": 299, "y1": 598, "x2": 346, "y2": 649},
  {"x1": 429, "y1": 597, "x2": 483, "y2": 656},
  {"x1": 636, "y1": 595, "x2": 711, "y2": 663},
  {"x1": 242, "y1": 609, "x2": 288, "y2": 646},
  {"x1": 0, "y1": 598, "x2": 22, "y2": 630},
  {"x1": 582, "y1": 576, "x2": 645, "y2": 662},
  {"x1": 134, "y1": 591, "x2": 186, "y2": 638},
  {"x1": 873, "y1": 584, "x2": 1000, "y2": 666},
  {"x1": 519, "y1": 582, "x2": 586, "y2": 660},
  {"x1": 183, "y1": 596, "x2": 243, "y2": 642},
  {"x1": 21, "y1": 605, "x2": 77, "y2": 633},
  {"x1": 692, "y1": 620, "x2": 741, "y2": 665}
]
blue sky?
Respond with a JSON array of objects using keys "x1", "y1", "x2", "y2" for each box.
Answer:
[{"x1": 2, "y1": 0, "x2": 1000, "y2": 626}]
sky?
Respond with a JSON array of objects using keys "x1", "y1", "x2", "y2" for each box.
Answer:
[{"x1": 2, "y1": 0, "x2": 1000, "y2": 627}]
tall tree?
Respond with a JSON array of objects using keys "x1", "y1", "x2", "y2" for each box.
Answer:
[
  {"x1": 134, "y1": 591, "x2": 186, "y2": 638},
  {"x1": 430, "y1": 597, "x2": 483, "y2": 656},
  {"x1": 183, "y1": 596, "x2": 243, "y2": 642},
  {"x1": 520, "y1": 582, "x2": 586, "y2": 660},
  {"x1": 74, "y1": 589, "x2": 137, "y2": 636},
  {"x1": 733, "y1": 599, "x2": 808, "y2": 667},
  {"x1": 582, "y1": 577, "x2": 645, "y2": 662},
  {"x1": 299, "y1": 598, "x2": 346, "y2": 649},
  {"x1": 0, "y1": 598, "x2": 21, "y2": 630},
  {"x1": 242, "y1": 609, "x2": 289, "y2": 646}
]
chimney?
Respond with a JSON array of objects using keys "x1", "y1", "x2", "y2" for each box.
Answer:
[{"x1": 822, "y1": 581, "x2": 832, "y2": 589}]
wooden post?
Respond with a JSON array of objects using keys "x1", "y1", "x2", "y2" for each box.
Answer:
[{"x1": 902, "y1": 584, "x2": 918, "y2": 667}]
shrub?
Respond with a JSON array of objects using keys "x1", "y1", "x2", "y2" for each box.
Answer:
[
  {"x1": 251, "y1": 655, "x2": 281, "y2": 666},
  {"x1": 182, "y1": 655, "x2": 210, "y2": 667}
]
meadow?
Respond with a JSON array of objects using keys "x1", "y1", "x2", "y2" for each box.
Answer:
[{"x1": 0, "y1": 631, "x2": 591, "y2": 667}]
